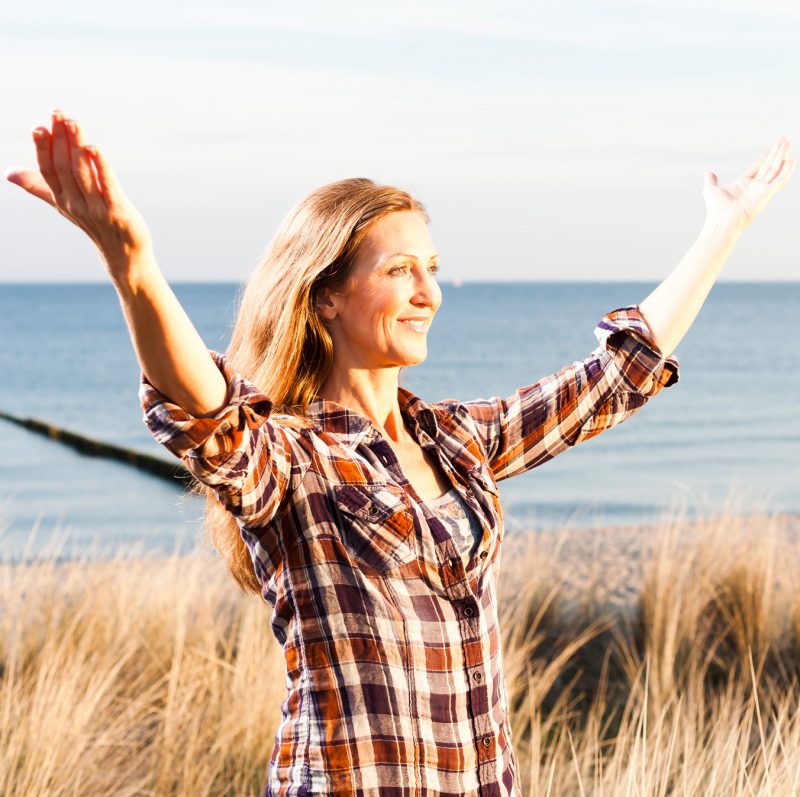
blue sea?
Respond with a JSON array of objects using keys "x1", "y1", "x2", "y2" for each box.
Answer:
[{"x1": 1, "y1": 282, "x2": 798, "y2": 563}]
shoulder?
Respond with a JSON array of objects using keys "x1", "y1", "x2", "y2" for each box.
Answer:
[
  {"x1": 426, "y1": 397, "x2": 482, "y2": 427},
  {"x1": 423, "y1": 398, "x2": 491, "y2": 463}
]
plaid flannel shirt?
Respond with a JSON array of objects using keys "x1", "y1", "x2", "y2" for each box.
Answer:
[{"x1": 140, "y1": 304, "x2": 680, "y2": 797}]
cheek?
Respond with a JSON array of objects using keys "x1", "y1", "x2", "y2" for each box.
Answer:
[
  {"x1": 346, "y1": 283, "x2": 407, "y2": 344},
  {"x1": 370, "y1": 290, "x2": 404, "y2": 325},
  {"x1": 349, "y1": 299, "x2": 396, "y2": 344}
]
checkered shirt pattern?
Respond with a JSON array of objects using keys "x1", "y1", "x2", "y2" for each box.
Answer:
[{"x1": 139, "y1": 303, "x2": 680, "y2": 796}]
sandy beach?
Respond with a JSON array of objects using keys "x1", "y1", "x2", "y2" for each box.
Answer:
[{"x1": 501, "y1": 510, "x2": 800, "y2": 613}]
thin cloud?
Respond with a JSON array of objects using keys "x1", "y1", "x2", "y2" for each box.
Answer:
[{"x1": 3, "y1": 2, "x2": 798, "y2": 49}]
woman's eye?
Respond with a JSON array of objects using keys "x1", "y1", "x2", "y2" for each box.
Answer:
[{"x1": 389, "y1": 262, "x2": 440, "y2": 275}]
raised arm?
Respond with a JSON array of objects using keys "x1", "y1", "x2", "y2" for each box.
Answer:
[
  {"x1": 5, "y1": 110, "x2": 293, "y2": 526},
  {"x1": 5, "y1": 110, "x2": 226, "y2": 418},
  {"x1": 462, "y1": 136, "x2": 795, "y2": 482},
  {"x1": 639, "y1": 136, "x2": 795, "y2": 357}
]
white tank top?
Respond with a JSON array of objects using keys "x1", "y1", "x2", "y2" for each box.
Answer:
[{"x1": 426, "y1": 487, "x2": 484, "y2": 566}]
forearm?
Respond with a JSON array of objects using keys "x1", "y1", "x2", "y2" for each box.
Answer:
[
  {"x1": 637, "y1": 217, "x2": 745, "y2": 358},
  {"x1": 112, "y1": 249, "x2": 228, "y2": 417}
]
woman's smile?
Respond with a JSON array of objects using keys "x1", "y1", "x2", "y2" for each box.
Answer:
[{"x1": 398, "y1": 317, "x2": 430, "y2": 333}]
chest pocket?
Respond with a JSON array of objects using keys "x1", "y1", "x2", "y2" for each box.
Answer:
[{"x1": 333, "y1": 482, "x2": 417, "y2": 575}]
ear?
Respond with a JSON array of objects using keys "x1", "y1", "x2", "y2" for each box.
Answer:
[{"x1": 315, "y1": 285, "x2": 339, "y2": 323}]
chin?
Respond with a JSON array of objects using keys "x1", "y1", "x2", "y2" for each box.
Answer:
[
  {"x1": 393, "y1": 350, "x2": 427, "y2": 367},
  {"x1": 385, "y1": 340, "x2": 428, "y2": 367}
]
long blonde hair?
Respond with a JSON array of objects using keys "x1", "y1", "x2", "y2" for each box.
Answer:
[{"x1": 194, "y1": 177, "x2": 430, "y2": 595}]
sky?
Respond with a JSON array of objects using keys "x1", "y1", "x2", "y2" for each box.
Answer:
[{"x1": 1, "y1": 1, "x2": 798, "y2": 283}]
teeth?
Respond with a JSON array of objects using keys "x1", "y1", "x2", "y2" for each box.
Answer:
[{"x1": 400, "y1": 320, "x2": 427, "y2": 332}]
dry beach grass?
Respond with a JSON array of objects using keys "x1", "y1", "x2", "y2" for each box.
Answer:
[{"x1": 3, "y1": 499, "x2": 800, "y2": 795}]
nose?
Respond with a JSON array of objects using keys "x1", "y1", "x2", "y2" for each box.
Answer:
[{"x1": 411, "y1": 266, "x2": 441, "y2": 310}]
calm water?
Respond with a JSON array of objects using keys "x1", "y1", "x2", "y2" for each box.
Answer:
[{"x1": 1, "y1": 281, "x2": 798, "y2": 563}]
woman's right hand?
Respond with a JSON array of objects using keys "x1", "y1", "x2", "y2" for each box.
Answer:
[{"x1": 5, "y1": 109, "x2": 155, "y2": 286}]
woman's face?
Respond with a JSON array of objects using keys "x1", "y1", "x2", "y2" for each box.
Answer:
[{"x1": 317, "y1": 210, "x2": 442, "y2": 370}]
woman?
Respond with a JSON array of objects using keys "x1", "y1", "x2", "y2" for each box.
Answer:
[{"x1": 6, "y1": 110, "x2": 795, "y2": 796}]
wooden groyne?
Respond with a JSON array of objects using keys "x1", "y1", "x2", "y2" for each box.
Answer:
[{"x1": 0, "y1": 410, "x2": 192, "y2": 484}]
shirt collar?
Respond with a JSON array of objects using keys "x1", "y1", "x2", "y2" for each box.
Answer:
[{"x1": 305, "y1": 386, "x2": 441, "y2": 449}]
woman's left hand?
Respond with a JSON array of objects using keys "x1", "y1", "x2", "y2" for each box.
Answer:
[{"x1": 702, "y1": 136, "x2": 795, "y2": 232}]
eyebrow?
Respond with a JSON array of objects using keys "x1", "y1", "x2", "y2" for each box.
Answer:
[{"x1": 386, "y1": 252, "x2": 440, "y2": 261}]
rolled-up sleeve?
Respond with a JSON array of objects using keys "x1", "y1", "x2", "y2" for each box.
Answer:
[
  {"x1": 461, "y1": 304, "x2": 680, "y2": 481},
  {"x1": 138, "y1": 349, "x2": 293, "y2": 527}
]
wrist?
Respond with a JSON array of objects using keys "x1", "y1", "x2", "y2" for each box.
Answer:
[
  {"x1": 106, "y1": 246, "x2": 162, "y2": 297},
  {"x1": 700, "y1": 214, "x2": 747, "y2": 244}
]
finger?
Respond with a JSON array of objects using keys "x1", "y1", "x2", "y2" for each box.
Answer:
[
  {"x1": 762, "y1": 156, "x2": 797, "y2": 206},
  {"x1": 775, "y1": 155, "x2": 797, "y2": 187},
  {"x1": 50, "y1": 110, "x2": 85, "y2": 210},
  {"x1": 86, "y1": 144, "x2": 124, "y2": 211},
  {"x1": 764, "y1": 138, "x2": 792, "y2": 183},
  {"x1": 4, "y1": 166, "x2": 58, "y2": 206},
  {"x1": 744, "y1": 143, "x2": 772, "y2": 179},
  {"x1": 64, "y1": 117, "x2": 105, "y2": 212},
  {"x1": 755, "y1": 137, "x2": 783, "y2": 182},
  {"x1": 32, "y1": 127, "x2": 63, "y2": 198}
]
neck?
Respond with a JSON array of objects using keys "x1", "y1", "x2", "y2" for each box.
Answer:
[{"x1": 317, "y1": 365, "x2": 407, "y2": 442}]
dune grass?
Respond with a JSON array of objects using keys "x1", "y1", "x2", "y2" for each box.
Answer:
[{"x1": 2, "y1": 502, "x2": 800, "y2": 795}]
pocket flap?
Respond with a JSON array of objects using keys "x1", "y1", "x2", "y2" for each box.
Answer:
[
  {"x1": 333, "y1": 482, "x2": 416, "y2": 574},
  {"x1": 334, "y1": 482, "x2": 409, "y2": 524}
]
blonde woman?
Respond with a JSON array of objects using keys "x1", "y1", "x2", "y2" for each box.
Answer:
[{"x1": 6, "y1": 110, "x2": 794, "y2": 796}]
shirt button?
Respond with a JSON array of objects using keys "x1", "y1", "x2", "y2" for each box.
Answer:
[
  {"x1": 482, "y1": 737, "x2": 492, "y2": 748},
  {"x1": 368, "y1": 505, "x2": 379, "y2": 516},
  {"x1": 463, "y1": 605, "x2": 474, "y2": 617},
  {"x1": 480, "y1": 551, "x2": 488, "y2": 559},
  {"x1": 450, "y1": 558, "x2": 458, "y2": 569},
  {"x1": 473, "y1": 671, "x2": 483, "y2": 682}
]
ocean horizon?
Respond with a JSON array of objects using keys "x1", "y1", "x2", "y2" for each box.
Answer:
[{"x1": 1, "y1": 280, "x2": 798, "y2": 564}]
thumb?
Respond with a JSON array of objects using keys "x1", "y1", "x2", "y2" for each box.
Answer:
[
  {"x1": 704, "y1": 171, "x2": 718, "y2": 188},
  {"x1": 4, "y1": 167, "x2": 57, "y2": 206},
  {"x1": 4, "y1": 166, "x2": 26, "y2": 186}
]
